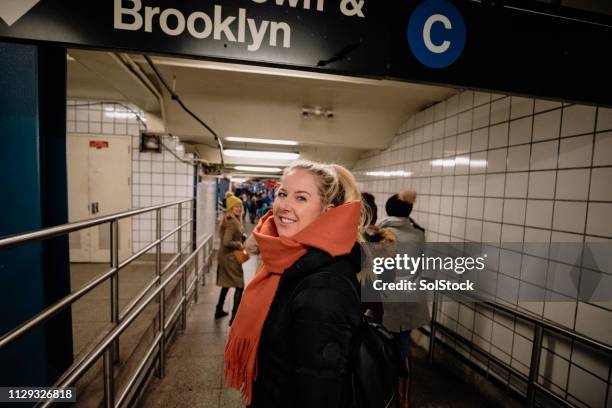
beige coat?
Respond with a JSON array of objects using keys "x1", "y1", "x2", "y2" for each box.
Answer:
[{"x1": 216, "y1": 214, "x2": 245, "y2": 288}]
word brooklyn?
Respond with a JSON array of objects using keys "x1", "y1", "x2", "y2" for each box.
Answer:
[{"x1": 115, "y1": 0, "x2": 291, "y2": 52}]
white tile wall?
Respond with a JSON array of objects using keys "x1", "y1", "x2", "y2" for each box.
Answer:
[
  {"x1": 353, "y1": 90, "x2": 612, "y2": 406},
  {"x1": 67, "y1": 100, "x2": 195, "y2": 255}
]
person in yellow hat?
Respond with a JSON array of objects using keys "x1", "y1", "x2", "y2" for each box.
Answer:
[{"x1": 216, "y1": 194, "x2": 245, "y2": 324}]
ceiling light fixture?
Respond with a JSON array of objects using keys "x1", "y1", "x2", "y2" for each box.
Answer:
[
  {"x1": 234, "y1": 166, "x2": 283, "y2": 173},
  {"x1": 302, "y1": 106, "x2": 334, "y2": 119},
  {"x1": 225, "y1": 137, "x2": 298, "y2": 146},
  {"x1": 225, "y1": 149, "x2": 299, "y2": 160}
]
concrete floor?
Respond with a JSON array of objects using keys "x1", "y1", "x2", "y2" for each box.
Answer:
[{"x1": 137, "y1": 243, "x2": 259, "y2": 408}]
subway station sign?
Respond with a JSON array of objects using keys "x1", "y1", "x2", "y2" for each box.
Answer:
[{"x1": 0, "y1": 0, "x2": 610, "y2": 106}]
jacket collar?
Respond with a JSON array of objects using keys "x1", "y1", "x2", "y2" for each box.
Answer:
[{"x1": 282, "y1": 243, "x2": 362, "y2": 283}]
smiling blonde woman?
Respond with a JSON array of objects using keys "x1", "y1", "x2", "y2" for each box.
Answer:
[{"x1": 224, "y1": 160, "x2": 364, "y2": 408}]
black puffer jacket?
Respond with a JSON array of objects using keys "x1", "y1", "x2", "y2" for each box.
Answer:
[{"x1": 250, "y1": 243, "x2": 362, "y2": 408}]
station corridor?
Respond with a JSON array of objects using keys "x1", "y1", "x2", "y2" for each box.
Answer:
[{"x1": 2, "y1": 2, "x2": 612, "y2": 404}]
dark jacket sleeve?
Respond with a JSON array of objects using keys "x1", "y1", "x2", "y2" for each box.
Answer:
[{"x1": 289, "y1": 271, "x2": 360, "y2": 408}]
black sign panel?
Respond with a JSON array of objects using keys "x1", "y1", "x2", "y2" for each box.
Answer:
[
  {"x1": 1, "y1": 0, "x2": 611, "y2": 105},
  {"x1": 0, "y1": 0, "x2": 387, "y2": 76},
  {"x1": 387, "y1": 0, "x2": 612, "y2": 106}
]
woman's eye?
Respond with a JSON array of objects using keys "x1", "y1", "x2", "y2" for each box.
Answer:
[
  {"x1": 296, "y1": 196, "x2": 307, "y2": 202},
  {"x1": 277, "y1": 192, "x2": 287, "y2": 198}
]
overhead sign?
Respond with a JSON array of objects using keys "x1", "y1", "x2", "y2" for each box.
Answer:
[
  {"x1": 407, "y1": 0, "x2": 466, "y2": 69},
  {"x1": 0, "y1": 0, "x2": 611, "y2": 106},
  {"x1": 0, "y1": 0, "x2": 386, "y2": 77}
]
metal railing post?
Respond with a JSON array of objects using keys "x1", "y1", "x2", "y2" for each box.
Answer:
[
  {"x1": 155, "y1": 209, "x2": 165, "y2": 378},
  {"x1": 103, "y1": 348, "x2": 115, "y2": 408},
  {"x1": 110, "y1": 220, "x2": 120, "y2": 363},
  {"x1": 194, "y1": 247, "x2": 200, "y2": 303},
  {"x1": 178, "y1": 203, "x2": 187, "y2": 331},
  {"x1": 429, "y1": 289, "x2": 439, "y2": 365},
  {"x1": 527, "y1": 324, "x2": 544, "y2": 407},
  {"x1": 202, "y1": 240, "x2": 209, "y2": 287}
]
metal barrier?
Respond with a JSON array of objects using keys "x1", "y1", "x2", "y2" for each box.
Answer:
[
  {"x1": 427, "y1": 289, "x2": 612, "y2": 408},
  {"x1": 0, "y1": 198, "x2": 215, "y2": 407}
]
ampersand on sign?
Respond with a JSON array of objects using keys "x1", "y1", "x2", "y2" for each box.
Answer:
[{"x1": 340, "y1": 0, "x2": 365, "y2": 18}]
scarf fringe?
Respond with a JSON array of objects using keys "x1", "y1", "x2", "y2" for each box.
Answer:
[{"x1": 224, "y1": 335, "x2": 258, "y2": 404}]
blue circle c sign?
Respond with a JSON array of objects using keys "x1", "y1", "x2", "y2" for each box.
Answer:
[{"x1": 407, "y1": 0, "x2": 466, "y2": 69}]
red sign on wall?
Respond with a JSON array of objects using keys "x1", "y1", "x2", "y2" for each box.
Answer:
[{"x1": 89, "y1": 140, "x2": 109, "y2": 149}]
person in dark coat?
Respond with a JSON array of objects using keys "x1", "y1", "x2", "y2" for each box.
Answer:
[
  {"x1": 360, "y1": 191, "x2": 386, "y2": 324},
  {"x1": 224, "y1": 160, "x2": 364, "y2": 408}
]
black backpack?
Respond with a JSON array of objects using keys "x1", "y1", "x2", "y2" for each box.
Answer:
[{"x1": 336, "y1": 274, "x2": 408, "y2": 408}]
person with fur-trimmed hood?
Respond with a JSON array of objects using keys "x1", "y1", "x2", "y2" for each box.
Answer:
[{"x1": 378, "y1": 189, "x2": 429, "y2": 408}]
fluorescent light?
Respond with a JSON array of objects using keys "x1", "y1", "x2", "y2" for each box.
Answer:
[
  {"x1": 469, "y1": 159, "x2": 488, "y2": 168},
  {"x1": 105, "y1": 111, "x2": 136, "y2": 119},
  {"x1": 364, "y1": 170, "x2": 412, "y2": 178},
  {"x1": 225, "y1": 149, "x2": 299, "y2": 160},
  {"x1": 234, "y1": 166, "x2": 282, "y2": 173},
  {"x1": 225, "y1": 137, "x2": 298, "y2": 146},
  {"x1": 431, "y1": 159, "x2": 456, "y2": 167},
  {"x1": 431, "y1": 157, "x2": 488, "y2": 168}
]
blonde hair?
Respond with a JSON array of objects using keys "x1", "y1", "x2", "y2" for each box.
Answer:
[{"x1": 282, "y1": 160, "x2": 369, "y2": 231}]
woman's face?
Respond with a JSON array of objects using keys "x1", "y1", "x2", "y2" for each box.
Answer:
[
  {"x1": 273, "y1": 169, "x2": 329, "y2": 237},
  {"x1": 231, "y1": 204, "x2": 242, "y2": 217}
]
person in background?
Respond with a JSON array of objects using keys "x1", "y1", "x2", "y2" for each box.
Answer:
[
  {"x1": 360, "y1": 192, "x2": 386, "y2": 324},
  {"x1": 241, "y1": 193, "x2": 249, "y2": 222},
  {"x1": 249, "y1": 195, "x2": 258, "y2": 224},
  {"x1": 361, "y1": 192, "x2": 378, "y2": 226},
  {"x1": 222, "y1": 191, "x2": 234, "y2": 211},
  {"x1": 225, "y1": 160, "x2": 364, "y2": 408},
  {"x1": 264, "y1": 191, "x2": 274, "y2": 207},
  {"x1": 378, "y1": 189, "x2": 427, "y2": 408},
  {"x1": 215, "y1": 194, "x2": 246, "y2": 325},
  {"x1": 255, "y1": 193, "x2": 265, "y2": 215},
  {"x1": 257, "y1": 202, "x2": 270, "y2": 220}
]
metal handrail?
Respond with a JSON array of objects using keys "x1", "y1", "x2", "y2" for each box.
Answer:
[
  {"x1": 0, "y1": 198, "x2": 192, "y2": 248},
  {"x1": 430, "y1": 286, "x2": 612, "y2": 355},
  {"x1": 42, "y1": 235, "x2": 211, "y2": 407},
  {"x1": 0, "y1": 200, "x2": 193, "y2": 350},
  {"x1": 428, "y1": 286, "x2": 612, "y2": 408},
  {"x1": 0, "y1": 197, "x2": 214, "y2": 408}
]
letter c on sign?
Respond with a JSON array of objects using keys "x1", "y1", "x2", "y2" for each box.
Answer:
[
  {"x1": 407, "y1": 0, "x2": 466, "y2": 69},
  {"x1": 423, "y1": 14, "x2": 451, "y2": 54}
]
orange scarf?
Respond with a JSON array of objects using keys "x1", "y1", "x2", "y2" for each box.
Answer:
[{"x1": 224, "y1": 200, "x2": 362, "y2": 404}]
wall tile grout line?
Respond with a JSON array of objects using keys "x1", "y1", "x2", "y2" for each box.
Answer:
[{"x1": 355, "y1": 93, "x2": 612, "y2": 406}]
